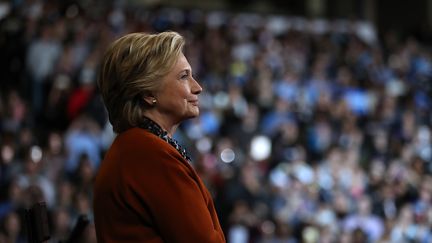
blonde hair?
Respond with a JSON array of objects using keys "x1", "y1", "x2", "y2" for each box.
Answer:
[{"x1": 98, "y1": 31, "x2": 185, "y2": 133}]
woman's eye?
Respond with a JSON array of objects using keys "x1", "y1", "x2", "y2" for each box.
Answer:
[{"x1": 181, "y1": 74, "x2": 188, "y2": 79}]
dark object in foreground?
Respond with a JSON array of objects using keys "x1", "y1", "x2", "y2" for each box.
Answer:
[
  {"x1": 62, "y1": 214, "x2": 90, "y2": 243},
  {"x1": 23, "y1": 202, "x2": 50, "y2": 243},
  {"x1": 23, "y1": 201, "x2": 90, "y2": 243}
]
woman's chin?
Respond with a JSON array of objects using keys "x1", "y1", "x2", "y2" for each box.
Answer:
[{"x1": 187, "y1": 110, "x2": 200, "y2": 119}]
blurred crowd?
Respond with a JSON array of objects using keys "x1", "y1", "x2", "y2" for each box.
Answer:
[{"x1": 1, "y1": 0, "x2": 432, "y2": 242}]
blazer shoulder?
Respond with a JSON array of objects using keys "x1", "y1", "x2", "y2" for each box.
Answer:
[
  {"x1": 112, "y1": 127, "x2": 186, "y2": 165},
  {"x1": 115, "y1": 127, "x2": 169, "y2": 149}
]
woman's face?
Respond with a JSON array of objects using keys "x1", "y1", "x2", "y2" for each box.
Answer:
[{"x1": 154, "y1": 53, "x2": 202, "y2": 124}]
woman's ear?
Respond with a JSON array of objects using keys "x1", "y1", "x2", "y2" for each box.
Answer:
[{"x1": 143, "y1": 96, "x2": 157, "y2": 106}]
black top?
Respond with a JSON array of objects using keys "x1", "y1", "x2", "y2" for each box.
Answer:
[{"x1": 138, "y1": 117, "x2": 192, "y2": 162}]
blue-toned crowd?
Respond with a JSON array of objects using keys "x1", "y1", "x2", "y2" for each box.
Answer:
[{"x1": 0, "y1": 0, "x2": 431, "y2": 242}]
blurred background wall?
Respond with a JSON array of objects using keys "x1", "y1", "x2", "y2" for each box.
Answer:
[{"x1": 129, "y1": 0, "x2": 432, "y2": 41}]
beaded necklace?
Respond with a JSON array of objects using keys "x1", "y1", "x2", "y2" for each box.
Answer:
[{"x1": 138, "y1": 117, "x2": 192, "y2": 162}]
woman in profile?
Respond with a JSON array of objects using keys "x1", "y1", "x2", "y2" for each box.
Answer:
[{"x1": 93, "y1": 31, "x2": 226, "y2": 243}]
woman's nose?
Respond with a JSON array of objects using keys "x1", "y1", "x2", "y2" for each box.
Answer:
[{"x1": 191, "y1": 78, "x2": 202, "y2": 94}]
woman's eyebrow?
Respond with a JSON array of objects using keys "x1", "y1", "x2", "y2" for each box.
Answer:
[{"x1": 180, "y1": 69, "x2": 191, "y2": 74}]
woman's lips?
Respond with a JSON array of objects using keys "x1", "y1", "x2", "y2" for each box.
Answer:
[{"x1": 189, "y1": 100, "x2": 199, "y2": 106}]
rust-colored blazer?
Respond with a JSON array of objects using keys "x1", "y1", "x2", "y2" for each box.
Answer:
[{"x1": 93, "y1": 127, "x2": 225, "y2": 242}]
